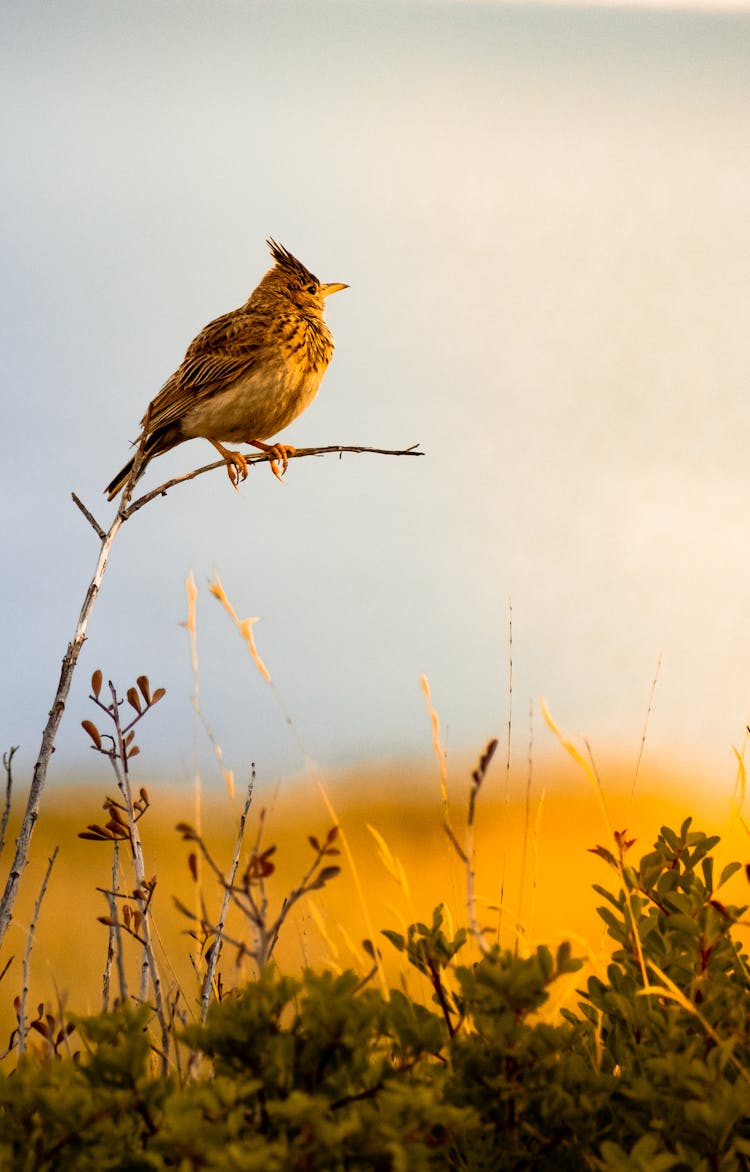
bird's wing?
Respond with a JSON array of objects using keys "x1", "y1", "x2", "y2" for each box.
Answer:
[{"x1": 142, "y1": 308, "x2": 267, "y2": 432}]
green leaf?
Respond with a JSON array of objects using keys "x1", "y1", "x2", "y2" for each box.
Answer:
[{"x1": 381, "y1": 929, "x2": 405, "y2": 953}]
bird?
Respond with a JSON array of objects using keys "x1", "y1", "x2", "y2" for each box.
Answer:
[{"x1": 104, "y1": 239, "x2": 348, "y2": 500}]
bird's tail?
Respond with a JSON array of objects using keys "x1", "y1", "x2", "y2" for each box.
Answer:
[
  {"x1": 104, "y1": 456, "x2": 141, "y2": 502},
  {"x1": 104, "y1": 426, "x2": 173, "y2": 501}
]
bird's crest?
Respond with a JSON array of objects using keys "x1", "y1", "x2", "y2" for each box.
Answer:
[{"x1": 266, "y1": 238, "x2": 318, "y2": 286}]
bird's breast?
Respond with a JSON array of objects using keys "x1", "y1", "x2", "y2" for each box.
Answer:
[{"x1": 179, "y1": 320, "x2": 334, "y2": 443}]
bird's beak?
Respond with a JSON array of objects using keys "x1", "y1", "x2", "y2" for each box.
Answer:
[{"x1": 321, "y1": 282, "x2": 349, "y2": 298}]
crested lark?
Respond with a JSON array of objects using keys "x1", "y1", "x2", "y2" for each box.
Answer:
[{"x1": 105, "y1": 239, "x2": 347, "y2": 500}]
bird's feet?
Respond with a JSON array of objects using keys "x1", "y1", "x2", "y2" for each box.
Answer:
[
  {"x1": 209, "y1": 440, "x2": 249, "y2": 488},
  {"x1": 250, "y1": 440, "x2": 296, "y2": 483}
]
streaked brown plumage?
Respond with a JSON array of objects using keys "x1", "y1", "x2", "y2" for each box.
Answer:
[{"x1": 105, "y1": 239, "x2": 347, "y2": 500}]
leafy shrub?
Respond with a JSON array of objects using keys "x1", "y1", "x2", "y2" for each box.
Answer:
[{"x1": 0, "y1": 819, "x2": 749, "y2": 1170}]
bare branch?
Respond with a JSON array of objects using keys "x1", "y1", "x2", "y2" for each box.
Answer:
[
  {"x1": 104, "y1": 683, "x2": 169, "y2": 1068},
  {"x1": 71, "y1": 493, "x2": 106, "y2": 540},
  {"x1": 465, "y1": 739, "x2": 498, "y2": 956},
  {"x1": 102, "y1": 838, "x2": 128, "y2": 1011},
  {"x1": 0, "y1": 747, "x2": 17, "y2": 860},
  {"x1": 200, "y1": 775, "x2": 255, "y2": 1021},
  {"x1": 122, "y1": 443, "x2": 423, "y2": 518},
  {"x1": 17, "y1": 846, "x2": 59, "y2": 1057}
]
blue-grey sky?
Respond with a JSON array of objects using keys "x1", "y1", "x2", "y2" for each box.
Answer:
[{"x1": 3, "y1": 0, "x2": 750, "y2": 797}]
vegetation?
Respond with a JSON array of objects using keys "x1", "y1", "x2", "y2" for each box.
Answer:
[
  {"x1": 1, "y1": 800, "x2": 749, "y2": 1169},
  {"x1": 1, "y1": 476, "x2": 748, "y2": 1166}
]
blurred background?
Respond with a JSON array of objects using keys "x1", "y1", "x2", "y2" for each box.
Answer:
[{"x1": 3, "y1": 0, "x2": 750, "y2": 809}]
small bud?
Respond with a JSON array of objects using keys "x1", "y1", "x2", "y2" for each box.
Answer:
[
  {"x1": 151, "y1": 687, "x2": 166, "y2": 705},
  {"x1": 127, "y1": 688, "x2": 142, "y2": 714},
  {"x1": 136, "y1": 675, "x2": 151, "y2": 704},
  {"x1": 91, "y1": 670, "x2": 103, "y2": 699}
]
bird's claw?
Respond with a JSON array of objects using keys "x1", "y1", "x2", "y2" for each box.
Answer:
[
  {"x1": 252, "y1": 441, "x2": 295, "y2": 483},
  {"x1": 226, "y1": 451, "x2": 249, "y2": 489},
  {"x1": 210, "y1": 440, "x2": 249, "y2": 489}
]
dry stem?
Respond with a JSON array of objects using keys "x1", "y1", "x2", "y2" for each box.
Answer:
[
  {"x1": 0, "y1": 748, "x2": 16, "y2": 861},
  {"x1": 199, "y1": 776, "x2": 255, "y2": 1022},
  {"x1": 101, "y1": 838, "x2": 127, "y2": 1010},
  {"x1": 103, "y1": 683, "x2": 170, "y2": 1069},
  {"x1": 16, "y1": 846, "x2": 59, "y2": 1056}
]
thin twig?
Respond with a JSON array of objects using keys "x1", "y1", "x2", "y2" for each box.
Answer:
[
  {"x1": 261, "y1": 831, "x2": 340, "y2": 967},
  {"x1": 122, "y1": 443, "x2": 424, "y2": 518},
  {"x1": 0, "y1": 747, "x2": 17, "y2": 860},
  {"x1": 17, "y1": 846, "x2": 59, "y2": 1056},
  {"x1": 200, "y1": 775, "x2": 255, "y2": 1022},
  {"x1": 465, "y1": 739, "x2": 498, "y2": 956},
  {"x1": 631, "y1": 653, "x2": 662, "y2": 802},
  {"x1": 102, "y1": 838, "x2": 128, "y2": 1010},
  {"x1": 107, "y1": 685, "x2": 169, "y2": 1069},
  {"x1": 71, "y1": 493, "x2": 106, "y2": 540}
]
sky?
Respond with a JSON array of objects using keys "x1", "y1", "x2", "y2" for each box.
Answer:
[{"x1": 3, "y1": 0, "x2": 750, "y2": 804}]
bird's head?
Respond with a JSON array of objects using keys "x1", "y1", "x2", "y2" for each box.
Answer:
[{"x1": 264, "y1": 239, "x2": 348, "y2": 314}]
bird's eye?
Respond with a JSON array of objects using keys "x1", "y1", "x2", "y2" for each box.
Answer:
[{"x1": 306, "y1": 283, "x2": 317, "y2": 295}]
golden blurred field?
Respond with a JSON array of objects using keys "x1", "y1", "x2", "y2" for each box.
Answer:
[{"x1": 2, "y1": 751, "x2": 749, "y2": 1052}]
